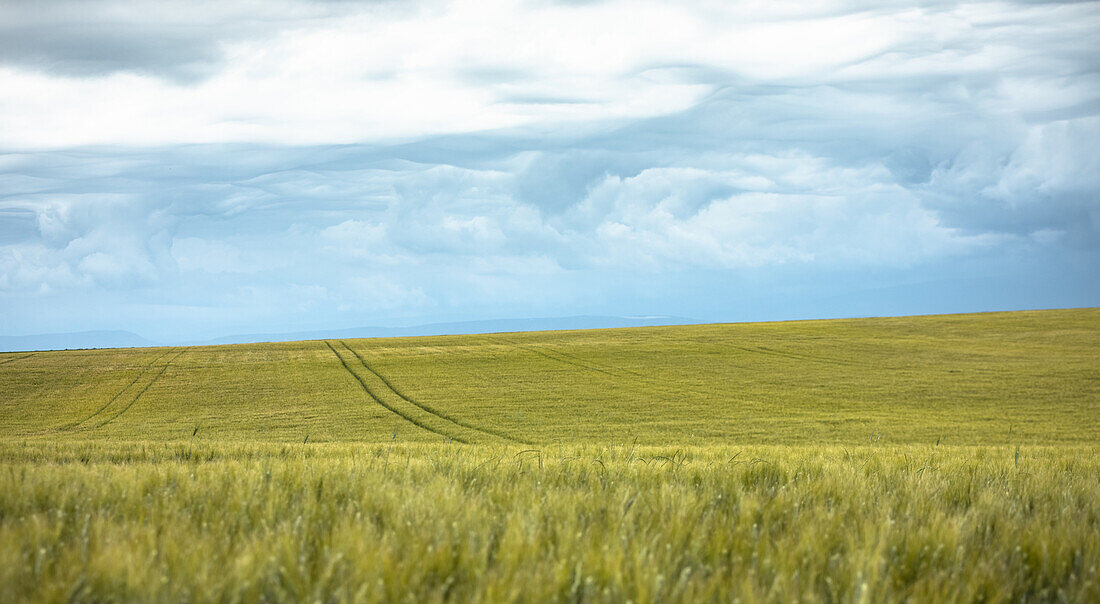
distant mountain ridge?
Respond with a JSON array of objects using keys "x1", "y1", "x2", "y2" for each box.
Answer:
[
  {"x1": 0, "y1": 316, "x2": 700, "y2": 352},
  {"x1": 0, "y1": 330, "x2": 158, "y2": 352},
  {"x1": 199, "y1": 316, "x2": 701, "y2": 346}
]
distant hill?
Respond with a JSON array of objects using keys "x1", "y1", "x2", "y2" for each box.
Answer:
[
  {"x1": 0, "y1": 316, "x2": 699, "y2": 351},
  {"x1": 200, "y1": 316, "x2": 701, "y2": 346},
  {"x1": 0, "y1": 330, "x2": 158, "y2": 352}
]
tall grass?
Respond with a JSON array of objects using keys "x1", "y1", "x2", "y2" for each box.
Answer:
[{"x1": 1, "y1": 441, "x2": 1097, "y2": 602}]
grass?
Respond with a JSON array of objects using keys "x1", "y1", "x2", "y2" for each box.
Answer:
[
  {"x1": 2, "y1": 308, "x2": 1098, "y2": 445},
  {"x1": 1, "y1": 442, "x2": 1097, "y2": 602},
  {"x1": 1, "y1": 308, "x2": 1098, "y2": 601}
]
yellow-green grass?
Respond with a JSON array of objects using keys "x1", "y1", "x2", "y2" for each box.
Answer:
[
  {"x1": 1, "y1": 308, "x2": 1099, "y2": 602},
  {"x1": 2, "y1": 308, "x2": 1097, "y2": 445},
  {"x1": 1, "y1": 441, "x2": 1097, "y2": 602}
]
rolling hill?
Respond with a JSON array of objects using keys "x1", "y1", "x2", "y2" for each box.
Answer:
[{"x1": 3, "y1": 308, "x2": 1096, "y2": 445}]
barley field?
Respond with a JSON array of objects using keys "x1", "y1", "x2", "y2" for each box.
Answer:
[{"x1": 1, "y1": 309, "x2": 1098, "y2": 602}]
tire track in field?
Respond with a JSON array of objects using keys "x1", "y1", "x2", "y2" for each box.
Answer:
[
  {"x1": 516, "y1": 343, "x2": 624, "y2": 380},
  {"x1": 543, "y1": 338, "x2": 856, "y2": 374},
  {"x1": 509, "y1": 340, "x2": 660, "y2": 385},
  {"x1": 338, "y1": 341, "x2": 527, "y2": 444},
  {"x1": 0, "y1": 353, "x2": 35, "y2": 366},
  {"x1": 325, "y1": 341, "x2": 461, "y2": 442},
  {"x1": 93, "y1": 348, "x2": 188, "y2": 429},
  {"x1": 64, "y1": 349, "x2": 175, "y2": 429},
  {"x1": 506, "y1": 340, "x2": 734, "y2": 404},
  {"x1": 547, "y1": 346, "x2": 651, "y2": 380},
  {"x1": 506, "y1": 339, "x2": 795, "y2": 414},
  {"x1": 732, "y1": 345, "x2": 858, "y2": 368}
]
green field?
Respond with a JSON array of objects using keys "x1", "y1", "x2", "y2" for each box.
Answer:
[{"x1": 1, "y1": 309, "x2": 1098, "y2": 601}]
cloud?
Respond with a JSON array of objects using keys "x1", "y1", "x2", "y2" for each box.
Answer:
[
  {"x1": 0, "y1": 0, "x2": 1097, "y2": 339},
  {"x1": 171, "y1": 237, "x2": 249, "y2": 274},
  {"x1": 0, "y1": 132, "x2": 1033, "y2": 304},
  {"x1": 0, "y1": 0, "x2": 403, "y2": 82},
  {"x1": 916, "y1": 116, "x2": 1100, "y2": 245}
]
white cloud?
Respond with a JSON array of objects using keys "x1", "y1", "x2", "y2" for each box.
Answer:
[
  {"x1": 990, "y1": 117, "x2": 1100, "y2": 203},
  {"x1": 559, "y1": 159, "x2": 1000, "y2": 271},
  {"x1": 320, "y1": 219, "x2": 408, "y2": 265},
  {"x1": 171, "y1": 237, "x2": 249, "y2": 274},
  {"x1": 339, "y1": 276, "x2": 431, "y2": 312},
  {"x1": 8, "y1": 0, "x2": 1095, "y2": 149},
  {"x1": 0, "y1": 0, "x2": 718, "y2": 148}
]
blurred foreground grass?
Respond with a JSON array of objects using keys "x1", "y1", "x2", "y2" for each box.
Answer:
[{"x1": 1, "y1": 441, "x2": 1097, "y2": 602}]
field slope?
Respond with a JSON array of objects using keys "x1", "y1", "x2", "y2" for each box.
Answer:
[{"x1": 2, "y1": 308, "x2": 1097, "y2": 445}]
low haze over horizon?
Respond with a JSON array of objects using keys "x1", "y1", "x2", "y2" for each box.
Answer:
[{"x1": 1, "y1": 0, "x2": 1098, "y2": 343}]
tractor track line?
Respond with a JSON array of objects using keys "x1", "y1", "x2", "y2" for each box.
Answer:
[
  {"x1": 499, "y1": 338, "x2": 753, "y2": 401},
  {"x1": 325, "y1": 341, "x2": 462, "y2": 443},
  {"x1": 512, "y1": 340, "x2": 743, "y2": 404},
  {"x1": 65, "y1": 349, "x2": 175, "y2": 429},
  {"x1": 516, "y1": 343, "x2": 622, "y2": 380},
  {"x1": 514, "y1": 341, "x2": 681, "y2": 400},
  {"x1": 734, "y1": 345, "x2": 855, "y2": 368},
  {"x1": 94, "y1": 348, "x2": 187, "y2": 429},
  {"x1": 755, "y1": 345, "x2": 860, "y2": 367},
  {"x1": 339, "y1": 341, "x2": 526, "y2": 444},
  {"x1": 514, "y1": 341, "x2": 677, "y2": 390},
  {"x1": 0, "y1": 353, "x2": 35, "y2": 366},
  {"x1": 536, "y1": 338, "x2": 856, "y2": 378},
  {"x1": 543, "y1": 346, "x2": 650, "y2": 380}
]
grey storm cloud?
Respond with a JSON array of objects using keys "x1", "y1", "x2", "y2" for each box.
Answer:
[{"x1": 0, "y1": 0, "x2": 413, "y2": 81}]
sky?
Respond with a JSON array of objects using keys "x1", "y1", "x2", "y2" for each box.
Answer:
[{"x1": 1, "y1": 0, "x2": 1098, "y2": 342}]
